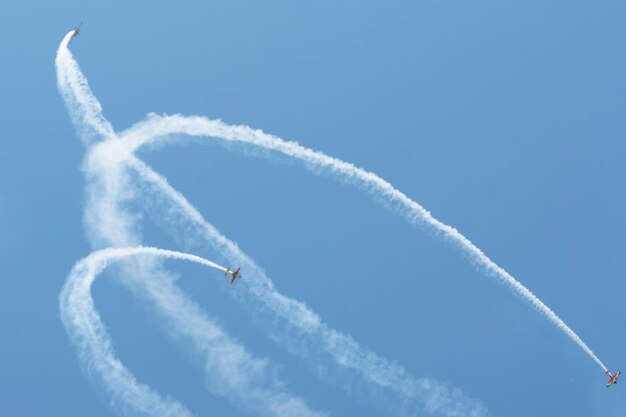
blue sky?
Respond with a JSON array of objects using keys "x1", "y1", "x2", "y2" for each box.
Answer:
[{"x1": 1, "y1": 1, "x2": 625, "y2": 416}]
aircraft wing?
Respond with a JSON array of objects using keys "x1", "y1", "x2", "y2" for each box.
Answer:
[{"x1": 606, "y1": 371, "x2": 620, "y2": 387}]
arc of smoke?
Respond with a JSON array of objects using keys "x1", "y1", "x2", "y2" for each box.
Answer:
[
  {"x1": 60, "y1": 246, "x2": 327, "y2": 417},
  {"x1": 118, "y1": 113, "x2": 608, "y2": 373},
  {"x1": 57, "y1": 30, "x2": 488, "y2": 417},
  {"x1": 59, "y1": 247, "x2": 220, "y2": 417}
]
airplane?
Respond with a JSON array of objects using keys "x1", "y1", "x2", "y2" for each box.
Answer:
[
  {"x1": 605, "y1": 370, "x2": 621, "y2": 387},
  {"x1": 71, "y1": 22, "x2": 82, "y2": 41},
  {"x1": 224, "y1": 267, "x2": 241, "y2": 284}
]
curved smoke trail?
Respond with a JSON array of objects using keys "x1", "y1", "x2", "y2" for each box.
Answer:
[
  {"x1": 118, "y1": 113, "x2": 608, "y2": 373},
  {"x1": 59, "y1": 247, "x2": 217, "y2": 417},
  {"x1": 60, "y1": 246, "x2": 327, "y2": 417}
]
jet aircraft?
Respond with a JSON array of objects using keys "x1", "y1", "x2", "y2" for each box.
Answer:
[
  {"x1": 605, "y1": 370, "x2": 621, "y2": 387},
  {"x1": 225, "y1": 267, "x2": 241, "y2": 284}
]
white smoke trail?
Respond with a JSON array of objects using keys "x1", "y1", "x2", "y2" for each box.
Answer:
[
  {"x1": 57, "y1": 32, "x2": 327, "y2": 417},
  {"x1": 55, "y1": 32, "x2": 115, "y2": 145},
  {"x1": 118, "y1": 113, "x2": 607, "y2": 373},
  {"x1": 59, "y1": 247, "x2": 211, "y2": 417},
  {"x1": 60, "y1": 246, "x2": 327, "y2": 417},
  {"x1": 56, "y1": 30, "x2": 489, "y2": 417}
]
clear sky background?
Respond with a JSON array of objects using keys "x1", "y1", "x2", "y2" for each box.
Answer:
[{"x1": 1, "y1": 1, "x2": 625, "y2": 416}]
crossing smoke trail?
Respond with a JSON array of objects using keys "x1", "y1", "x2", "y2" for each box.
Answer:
[
  {"x1": 57, "y1": 29, "x2": 487, "y2": 417},
  {"x1": 118, "y1": 113, "x2": 608, "y2": 373},
  {"x1": 56, "y1": 32, "x2": 328, "y2": 417},
  {"x1": 60, "y1": 246, "x2": 328, "y2": 417}
]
